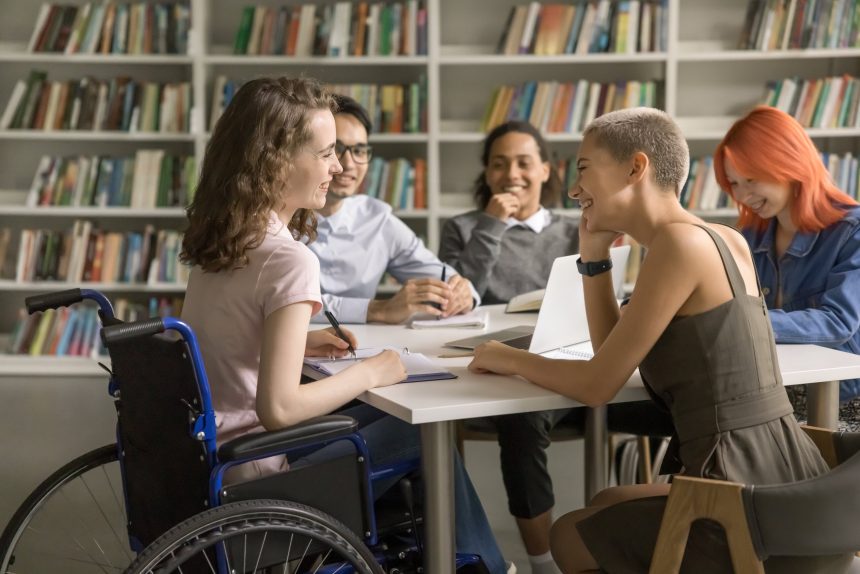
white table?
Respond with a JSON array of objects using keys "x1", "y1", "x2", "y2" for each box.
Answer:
[{"x1": 331, "y1": 305, "x2": 860, "y2": 574}]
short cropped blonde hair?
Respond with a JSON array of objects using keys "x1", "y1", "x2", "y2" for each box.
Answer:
[{"x1": 583, "y1": 107, "x2": 689, "y2": 193}]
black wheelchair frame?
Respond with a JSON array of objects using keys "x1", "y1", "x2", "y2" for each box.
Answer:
[{"x1": 0, "y1": 288, "x2": 484, "y2": 574}]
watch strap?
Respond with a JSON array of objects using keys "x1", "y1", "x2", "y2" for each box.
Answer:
[{"x1": 576, "y1": 257, "x2": 613, "y2": 277}]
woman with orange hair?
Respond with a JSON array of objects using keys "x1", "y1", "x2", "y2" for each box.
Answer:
[{"x1": 714, "y1": 105, "x2": 860, "y2": 403}]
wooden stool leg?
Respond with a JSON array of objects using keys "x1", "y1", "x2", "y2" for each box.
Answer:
[
  {"x1": 649, "y1": 476, "x2": 764, "y2": 574},
  {"x1": 637, "y1": 436, "x2": 653, "y2": 484}
]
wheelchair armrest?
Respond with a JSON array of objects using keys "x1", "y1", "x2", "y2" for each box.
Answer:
[{"x1": 218, "y1": 415, "x2": 359, "y2": 463}]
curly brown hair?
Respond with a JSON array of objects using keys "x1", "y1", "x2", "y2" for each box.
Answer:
[{"x1": 181, "y1": 77, "x2": 336, "y2": 272}]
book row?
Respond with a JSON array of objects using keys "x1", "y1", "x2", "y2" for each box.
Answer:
[
  {"x1": 360, "y1": 157, "x2": 427, "y2": 210},
  {"x1": 27, "y1": 2, "x2": 191, "y2": 55},
  {"x1": 738, "y1": 0, "x2": 860, "y2": 51},
  {"x1": 7, "y1": 222, "x2": 188, "y2": 286},
  {"x1": 680, "y1": 156, "x2": 738, "y2": 212},
  {"x1": 482, "y1": 79, "x2": 659, "y2": 133},
  {"x1": 822, "y1": 150, "x2": 860, "y2": 201},
  {"x1": 233, "y1": 1, "x2": 427, "y2": 57},
  {"x1": 27, "y1": 153, "x2": 197, "y2": 209},
  {"x1": 679, "y1": 152, "x2": 860, "y2": 210},
  {"x1": 210, "y1": 76, "x2": 427, "y2": 133},
  {"x1": 763, "y1": 75, "x2": 860, "y2": 129},
  {"x1": 497, "y1": 0, "x2": 668, "y2": 56},
  {"x1": 1, "y1": 71, "x2": 192, "y2": 133},
  {"x1": 7, "y1": 295, "x2": 184, "y2": 358}
]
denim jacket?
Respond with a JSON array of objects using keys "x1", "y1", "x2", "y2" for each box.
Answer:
[{"x1": 743, "y1": 205, "x2": 860, "y2": 402}]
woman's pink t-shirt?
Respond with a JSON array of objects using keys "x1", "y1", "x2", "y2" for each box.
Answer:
[{"x1": 182, "y1": 213, "x2": 322, "y2": 480}]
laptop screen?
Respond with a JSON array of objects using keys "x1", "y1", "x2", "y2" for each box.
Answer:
[{"x1": 528, "y1": 245, "x2": 630, "y2": 354}]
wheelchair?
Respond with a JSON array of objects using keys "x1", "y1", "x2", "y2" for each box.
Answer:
[{"x1": 0, "y1": 288, "x2": 485, "y2": 573}]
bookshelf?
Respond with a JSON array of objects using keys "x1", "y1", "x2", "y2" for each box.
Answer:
[{"x1": 1, "y1": 0, "x2": 860, "y2": 373}]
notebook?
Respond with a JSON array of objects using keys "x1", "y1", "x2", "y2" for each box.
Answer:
[
  {"x1": 410, "y1": 309, "x2": 488, "y2": 329},
  {"x1": 444, "y1": 245, "x2": 631, "y2": 352},
  {"x1": 302, "y1": 346, "x2": 457, "y2": 382}
]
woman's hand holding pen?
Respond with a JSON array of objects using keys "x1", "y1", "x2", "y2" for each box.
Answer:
[
  {"x1": 468, "y1": 340, "x2": 523, "y2": 375},
  {"x1": 304, "y1": 327, "x2": 358, "y2": 358}
]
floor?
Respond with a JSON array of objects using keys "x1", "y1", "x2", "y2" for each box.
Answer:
[{"x1": 463, "y1": 437, "x2": 586, "y2": 571}]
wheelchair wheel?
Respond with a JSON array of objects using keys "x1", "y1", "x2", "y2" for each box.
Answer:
[
  {"x1": 0, "y1": 443, "x2": 133, "y2": 573},
  {"x1": 126, "y1": 499, "x2": 382, "y2": 574}
]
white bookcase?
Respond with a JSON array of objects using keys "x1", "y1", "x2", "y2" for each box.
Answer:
[{"x1": 1, "y1": 0, "x2": 859, "y2": 374}]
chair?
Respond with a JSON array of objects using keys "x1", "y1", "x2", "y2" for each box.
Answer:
[{"x1": 649, "y1": 425, "x2": 860, "y2": 574}]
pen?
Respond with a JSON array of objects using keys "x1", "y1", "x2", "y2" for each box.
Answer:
[
  {"x1": 438, "y1": 265, "x2": 447, "y2": 320},
  {"x1": 323, "y1": 310, "x2": 356, "y2": 358}
]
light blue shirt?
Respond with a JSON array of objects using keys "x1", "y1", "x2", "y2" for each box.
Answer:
[{"x1": 308, "y1": 195, "x2": 479, "y2": 323}]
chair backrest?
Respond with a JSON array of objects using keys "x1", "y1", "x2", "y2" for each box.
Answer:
[
  {"x1": 104, "y1": 325, "x2": 213, "y2": 550},
  {"x1": 742, "y1": 432, "x2": 860, "y2": 559}
]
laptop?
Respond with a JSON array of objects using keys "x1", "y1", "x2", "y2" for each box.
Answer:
[{"x1": 444, "y1": 245, "x2": 631, "y2": 353}]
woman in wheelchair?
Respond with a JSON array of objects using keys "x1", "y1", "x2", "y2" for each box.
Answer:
[{"x1": 178, "y1": 76, "x2": 507, "y2": 572}]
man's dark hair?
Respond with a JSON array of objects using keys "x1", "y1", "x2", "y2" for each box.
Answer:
[{"x1": 331, "y1": 94, "x2": 373, "y2": 135}]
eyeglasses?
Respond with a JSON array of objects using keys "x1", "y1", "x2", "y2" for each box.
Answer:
[{"x1": 335, "y1": 141, "x2": 373, "y2": 164}]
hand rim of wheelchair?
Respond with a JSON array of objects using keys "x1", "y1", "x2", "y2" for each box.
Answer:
[{"x1": 124, "y1": 499, "x2": 383, "y2": 574}]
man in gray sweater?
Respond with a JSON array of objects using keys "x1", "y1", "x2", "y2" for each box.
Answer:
[{"x1": 440, "y1": 121, "x2": 580, "y2": 574}]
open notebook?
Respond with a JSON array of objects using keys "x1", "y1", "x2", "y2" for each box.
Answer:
[{"x1": 302, "y1": 346, "x2": 457, "y2": 383}]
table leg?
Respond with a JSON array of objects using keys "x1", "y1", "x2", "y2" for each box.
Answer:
[
  {"x1": 421, "y1": 421, "x2": 456, "y2": 574},
  {"x1": 585, "y1": 405, "x2": 608, "y2": 501},
  {"x1": 807, "y1": 380, "x2": 839, "y2": 429}
]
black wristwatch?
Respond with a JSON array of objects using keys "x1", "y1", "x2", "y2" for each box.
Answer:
[{"x1": 576, "y1": 257, "x2": 612, "y2": 277}]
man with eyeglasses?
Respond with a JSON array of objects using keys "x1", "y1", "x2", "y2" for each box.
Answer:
[{"x1": 309, "y1": 94, "x2": 479, "y2": 324}]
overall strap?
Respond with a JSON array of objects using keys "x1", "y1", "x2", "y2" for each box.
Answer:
[{"x1": 693, "y1": 224, "x2": 747, "y2": 299}]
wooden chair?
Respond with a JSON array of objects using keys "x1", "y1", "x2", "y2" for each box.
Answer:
[{"x1": 649, "y1": 426, "x2": 860, "y2": 573}]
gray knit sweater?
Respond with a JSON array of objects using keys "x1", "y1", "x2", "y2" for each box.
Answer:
[{"x1": 439, "y1": 210, "x2": 580, "y2": 305}]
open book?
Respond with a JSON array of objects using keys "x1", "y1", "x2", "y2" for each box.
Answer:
[
  {"x1": 505, "y1": 289, "x2": 545, "y2": 313},
  {"x1": 302, "y1": 346, "x2": 457, "y2": 383}
]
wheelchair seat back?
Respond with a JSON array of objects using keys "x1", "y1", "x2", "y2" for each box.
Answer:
[{"x1": 107, "y1": 332, "x2": 212, "y2": 550}]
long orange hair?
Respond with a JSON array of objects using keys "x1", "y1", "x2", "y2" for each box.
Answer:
[{"x1": 713, "y1": 106, "x2": 857, "y2": 233}]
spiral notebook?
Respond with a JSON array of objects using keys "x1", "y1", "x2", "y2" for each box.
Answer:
[{"x1": 302, "y1": 346, "x2": 457, "y2": 383}]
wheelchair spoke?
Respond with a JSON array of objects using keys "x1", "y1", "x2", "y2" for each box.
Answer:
[
  {"x1": 252, "y1": 531, "x2": 267, "y2": 573},
  {"x1": 310, "y1": 549, "x2": 332, "y2": 573},
  {"x1": 222, "y1": 539, "x2": 233, "y2": 574},
  {"x1": 101, "y1": 462, "x2": 126, "y2": 525},
  {"x1": 201, "y1": 545, "x2": 216, "y2": 573},
  {"x1": 85, "y1": 468, "x2": 132, "y2": 563},
  {"x1": 170, "y1": 550, "x2": 183, "y2": 574},
  {"x1": 15, "y1": 545, "x2": 121, "y2": 572},
  {"x1": 281, "y1": 532, "x2": 294, "y2": 574},
  {"x1": 297, "y1": 539, "x2": 312, "y2": 573},
  {"x1": 58, "y1": 489, "x2": 116, "y2": 573}
]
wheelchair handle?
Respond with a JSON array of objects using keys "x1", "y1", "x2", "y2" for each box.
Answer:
[
  {"x1": 25, "y1": 289, "x2": 84, "y2": 314},
  {"x1": 25, "y1": 288, "x2": 115, "y2": 318},
  {"x1": 102, "y1": 317, "x2": 166, "y2": 344}
]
